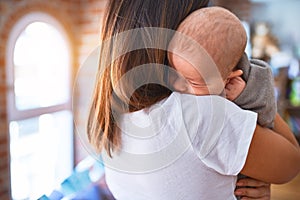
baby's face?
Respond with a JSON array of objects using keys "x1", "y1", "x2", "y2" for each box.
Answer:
[
  {"x1": 167, "y1": 6, "x2": 247, "y2": 96},
  {"x1": 168, "y1": 52, "x2": 226, "y2": 96}
]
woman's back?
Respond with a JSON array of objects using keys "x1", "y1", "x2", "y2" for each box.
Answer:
[{"x1": 103, "y1": 93, "x2": 257, "y2": 199}]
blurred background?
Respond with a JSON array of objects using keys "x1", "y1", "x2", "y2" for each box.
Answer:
[{"x1": 0, "y1": 0, "x2": 299, "y2": 199}]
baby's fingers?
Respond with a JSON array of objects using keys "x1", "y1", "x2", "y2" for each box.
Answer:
[
  {"x1": 235, "y1": 186, "x2": 270, "y2": 199},
  {"x1": 237, "y1": 178, "x2": 270, "y2": 187}
]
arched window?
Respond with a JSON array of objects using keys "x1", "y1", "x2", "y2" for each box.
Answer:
[{"x1": 6, "y1": 12, "x2": 73, "y2": 200}]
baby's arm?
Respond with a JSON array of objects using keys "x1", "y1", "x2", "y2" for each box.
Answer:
[
  {"x1": 225, "y1": 76, "x2": 246, "y2": 101},
  {"x1": 233, "y1": 54, "x2": 277, "y2": 128}
]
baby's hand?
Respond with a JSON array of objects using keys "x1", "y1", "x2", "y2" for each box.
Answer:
[{"x1": 225, "y1": 76, "x2": 246, "y2": 101}]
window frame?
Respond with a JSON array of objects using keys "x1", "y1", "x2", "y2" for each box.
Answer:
[
  {"x1": 6, "y1": 12, "x2": 72, "y2": 121},
  {"x1": 6, "y1": 12, "x2": 74, "y2": 199}
]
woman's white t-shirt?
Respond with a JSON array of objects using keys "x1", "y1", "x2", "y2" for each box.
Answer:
[{"x1": 102, "y1": 92, "x2": 257, "y2": 200}]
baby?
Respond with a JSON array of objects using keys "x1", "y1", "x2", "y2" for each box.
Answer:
[
  {"x1": 168, "y1": 6, "x2": 277, "y2": 199},
  {"x1": 168, "y1": 6, "x2": 276, "y2": 128}
]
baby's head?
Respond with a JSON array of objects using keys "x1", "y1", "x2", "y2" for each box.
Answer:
[{"x1": 168, "y1": 7, "x2": 247, "y2": 95}]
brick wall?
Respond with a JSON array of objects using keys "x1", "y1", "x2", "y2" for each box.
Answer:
[
  {"x1": 73, "y1": 0, "x2": 107, "y2": 164},
  {"x1": 0, "y1": 2, "x2": 10, "y2": 199}
]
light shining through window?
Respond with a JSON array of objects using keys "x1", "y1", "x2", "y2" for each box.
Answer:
[
  {"x1": 13, "y1": 22, "x2": 70, "y2": 110},
  {"x1": 8, "y1": 18, "x2": 73, "y2": 200}
]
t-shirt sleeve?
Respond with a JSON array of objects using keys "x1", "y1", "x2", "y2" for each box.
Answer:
[{"x1": 199, "y1": 99, "x2": 257, "y2": 176}]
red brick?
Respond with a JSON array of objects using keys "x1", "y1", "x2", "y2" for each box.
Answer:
[
  {"x1": 0, "y1": 162, "x2": 8, "y2": 172},
  {"x1": 0, "y1": 135, "x2": 7, "y2": 145},
  {"x1": 0, "y1": 148, "x2": 8, "y2": 158}
]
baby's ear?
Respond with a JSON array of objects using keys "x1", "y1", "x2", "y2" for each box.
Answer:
[
  {"x1": 172, "y1": 75, "x2": 190, "y2": 93},
  {"x1": 228, "y1": 69, "x2": 243, "y2": 79}
]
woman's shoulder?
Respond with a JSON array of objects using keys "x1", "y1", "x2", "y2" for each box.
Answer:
[
  {"x1": 123, "y1": 92, "x2": 256, "y2": 128},
  {"x1": 166, "y1": 92, "x2": 247, "y2": 114}
]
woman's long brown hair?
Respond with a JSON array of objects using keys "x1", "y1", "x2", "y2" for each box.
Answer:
[{"x1": 87, "y1": 0, "x2": 209, "y2": 156}]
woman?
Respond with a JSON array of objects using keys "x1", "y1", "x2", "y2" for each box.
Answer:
[{"x1": 87, "y1": 0, "x2": 300, "y2": 199}]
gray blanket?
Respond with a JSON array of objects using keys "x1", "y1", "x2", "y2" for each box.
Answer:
[{"x1": 233, "y1": 53, "x2": 277, "y2": 128}]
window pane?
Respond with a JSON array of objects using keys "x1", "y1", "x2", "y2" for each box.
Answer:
[
  {"x1": 13, "y1": 22, "x2": 70, "y2": 110},
  {"x1": 10, "y1": 111, "x2": 73, "y2": 200}
]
